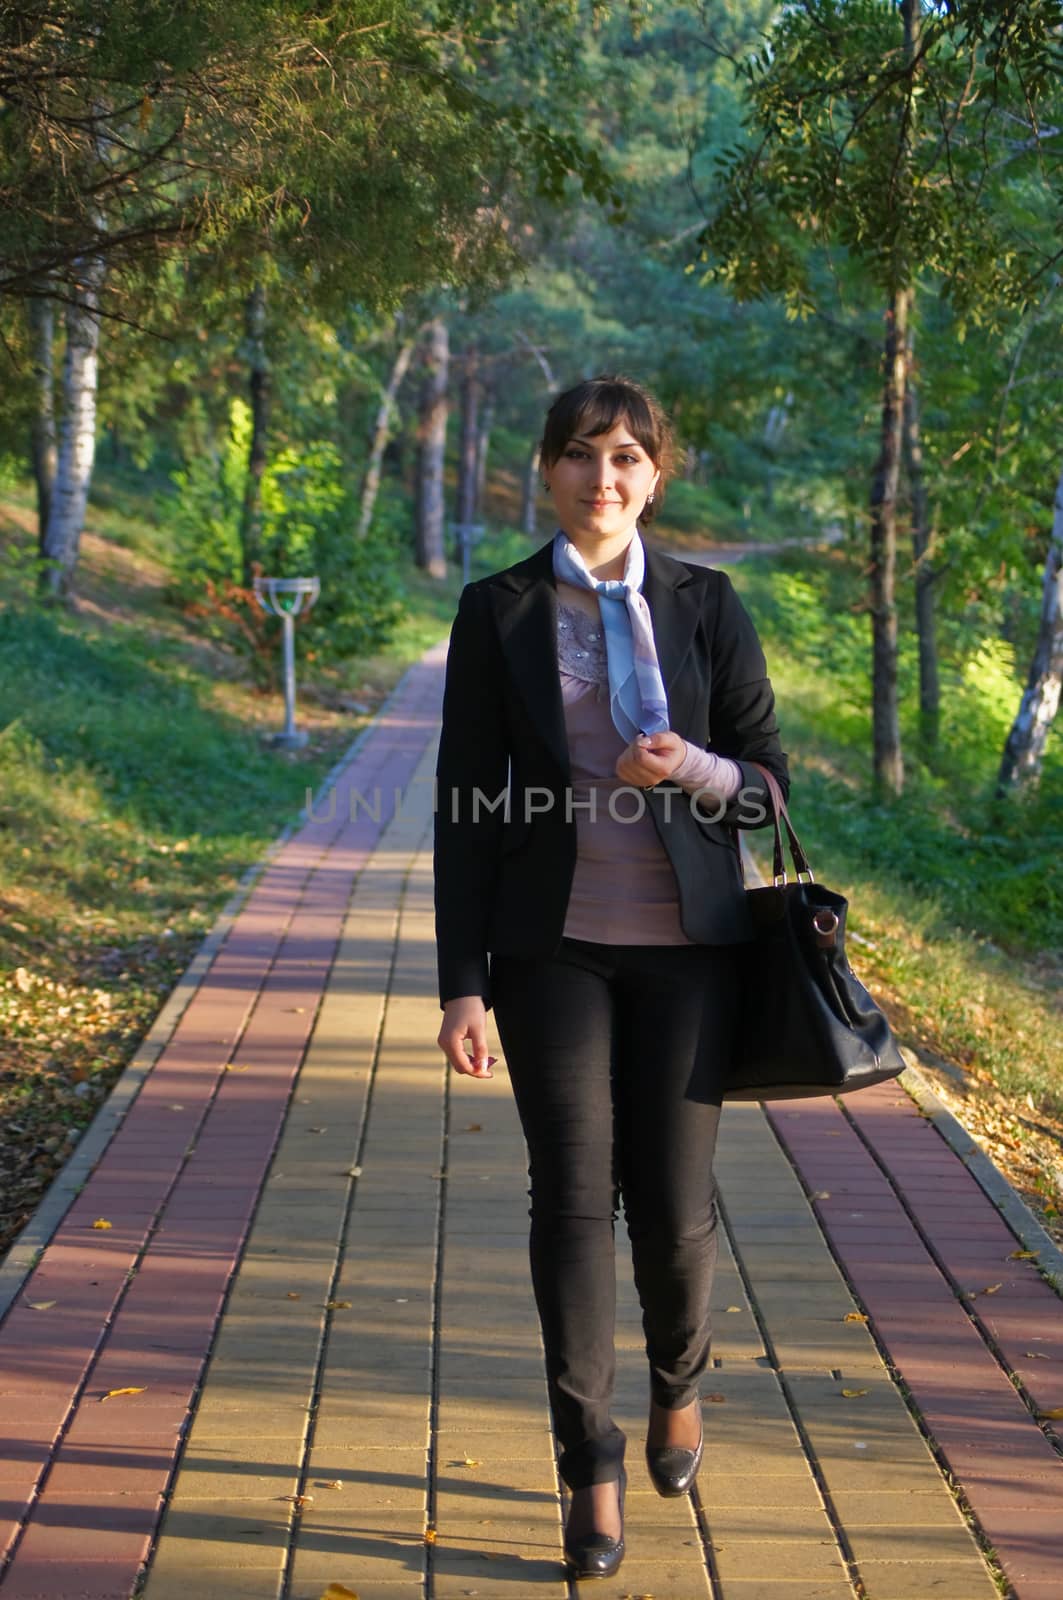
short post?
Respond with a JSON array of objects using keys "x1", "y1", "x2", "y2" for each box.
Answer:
[
  {"x1": 451, "y1": 520, "x2": 486, "y2": 586},
  {"x1": 252, "y1": 575, "x2": 320, "y2": 749}
]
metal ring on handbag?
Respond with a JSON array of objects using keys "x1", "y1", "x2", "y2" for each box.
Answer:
[{"x1": 812, "y1": 908, "x2": 839, "y2": 948}]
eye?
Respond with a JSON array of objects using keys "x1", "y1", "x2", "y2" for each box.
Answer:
[{"x1": 563, "y1": 447, "x2": 589, "y2": 459}]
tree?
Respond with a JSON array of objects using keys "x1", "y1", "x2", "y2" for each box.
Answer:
[
  {"x1": 415, "y1": 317, "x2": 450, "y2": 579},
  {"x1": 28, "y1": 294, "x2": 57, "y2": 547},
  {"x1": 997, "y1": 467, "x2": 1063, "y2": 793},
  {"x1": 902, "y1": 326, "x2": 941, "y2": 758},
  {"x1": 358, "y1": 317, "x2": 423, "y2": 539},
  {"x1": 38, "y1": 235, "x2": 106, "y2": 599},
  {"x1": 694, "y1": 0, "x2": 1063, "y2": 794},
  {"x1": 3, "y1": 0, "x2": 625, "y2": 596}
]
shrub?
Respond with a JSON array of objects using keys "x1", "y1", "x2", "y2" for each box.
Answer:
[{"x1": 161, "y1": 400, "x2": 406, "y2": 668}]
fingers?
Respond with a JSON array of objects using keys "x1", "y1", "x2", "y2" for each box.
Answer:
[
  {"x1": 618, "y1": 732, "x2": 683, "y2": 785},
  {"x1": 436, "y1": 1027, "x2": 497, "y2": 1079},
  {"x1": 616, "y1": 749, "x2": 670, "y2": 785}
]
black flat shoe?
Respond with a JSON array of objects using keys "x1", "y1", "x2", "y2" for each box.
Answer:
[
  {"x1": 645, "y1": 1409, "x2": 704, "y2": 1497},
  {"x1": 563, "y1": 1465, "x2": 626, "y2": 1579}
]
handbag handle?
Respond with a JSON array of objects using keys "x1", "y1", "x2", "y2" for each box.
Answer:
[{"x1": 749, "y1": 762, "x2": 814, "y2": 887}]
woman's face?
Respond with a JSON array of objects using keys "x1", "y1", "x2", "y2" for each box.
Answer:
[{"x1": 544, "y1": 419, "x2": 660, "y2": 542}]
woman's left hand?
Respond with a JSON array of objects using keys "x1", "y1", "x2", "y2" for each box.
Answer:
[{"x1": 615, "y1": 730, "x2": 688, "y2": 788}]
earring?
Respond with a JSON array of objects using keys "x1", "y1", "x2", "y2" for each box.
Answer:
[{"x1": 646, "y1": 492, "x2": 655, "y2": 504}]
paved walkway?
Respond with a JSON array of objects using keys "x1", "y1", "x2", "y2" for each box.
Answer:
[{"x1": 1, "y1": 642, "x2": 1062, "y2": 1600}]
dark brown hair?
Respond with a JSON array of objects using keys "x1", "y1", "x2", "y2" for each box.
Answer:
[{"x1": 539, "y1": 373, "x2": 676, "y2": 524}]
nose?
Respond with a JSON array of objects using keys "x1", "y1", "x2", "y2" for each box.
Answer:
[{"x1": 590, "y1": 456, "x2": 616, "y2": 492}]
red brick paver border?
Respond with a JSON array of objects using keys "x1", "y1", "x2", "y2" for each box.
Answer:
[
  {"x1": 768, "y1": 1089, "x2": 1063, "y2": 1597},
  {"x1": 0, "y1": 647, "x2": 446, "y2": 1600}
]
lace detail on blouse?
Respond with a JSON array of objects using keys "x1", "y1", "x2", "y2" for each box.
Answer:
[{"x1": 556, "y1": 600, "x2": 608, "y2": 685}]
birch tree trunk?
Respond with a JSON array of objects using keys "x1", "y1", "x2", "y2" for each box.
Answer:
[
  {"x1": 240, "y1": 282, "x2": 270, "y2": 586},
  {"x1": 29, "y1": 292, "x2": 57, "y2": 556},
  {"x1": 522, "y1": 442, "x2": 541, "y2": 536},
  {"x1": 868, "y1": 286, "x2": 910, "y2": 796},
  {"x1": 997, "y1": 463, "x2": 1063, "y2": 793},
  {"x1": 415, "y1": 317, "x2": 449, "y2": 579},
  {"x1": 903, "y1": 329, "x2": 940, "y2": 758},
  {"x1": 40, "y1": 252, "x2": 106, "y2": 602},
  {"x1": 357, "y1": 327, "x2": 419, "y2": 539}
]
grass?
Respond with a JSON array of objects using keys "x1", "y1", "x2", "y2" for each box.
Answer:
[{"x1": 0, "y1": 476, "x2": 476, "y2": 1253}]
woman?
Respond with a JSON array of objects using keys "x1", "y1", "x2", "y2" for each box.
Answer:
[{"x1": 433, "y1": 374, "x2": 789, "y2": 1579}]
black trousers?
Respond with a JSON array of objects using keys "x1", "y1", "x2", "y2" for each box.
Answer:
[{"x1": 489, "y1": 935, "x2": 739, "y2": 1490}]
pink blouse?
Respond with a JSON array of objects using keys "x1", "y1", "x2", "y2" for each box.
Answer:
[{"x1": 555, "y1": 592, "x2": 742, "y2": 944}]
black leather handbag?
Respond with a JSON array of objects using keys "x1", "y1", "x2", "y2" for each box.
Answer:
[{"x1": 724, "y1": 765, "x2": 907, "y2": 1101}]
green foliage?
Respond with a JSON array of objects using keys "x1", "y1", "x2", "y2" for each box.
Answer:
[
  {"x1": 470, "y1": 524, "x2": 539, "y2": 577},
  {"x1": 163, "y1": 402, "x2": 249, "y2": 594},
  {"x1": 736, "y1": 550, "x2": 1063, "y2": 957},
  {"x1": 698, "y1": 0, "x2": 1063, "y2": 320},
  {"x1": 657, "y1": 479, "x2": 787, "y2": 543},
  {"x1": 162, "y1": 398, "x2": 406, "y2": 663}
]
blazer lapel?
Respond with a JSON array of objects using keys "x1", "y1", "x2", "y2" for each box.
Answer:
[
  {"x1": 487, "y1": 536, "x2": 703, "y2": 780},
  {"x1": 490, "y1": 541, "x2": 571, "y2": 780}
]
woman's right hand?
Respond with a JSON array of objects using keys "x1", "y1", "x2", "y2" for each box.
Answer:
[{"x1": 437, "y1": 996, "x2": 497, "y2": 1079}]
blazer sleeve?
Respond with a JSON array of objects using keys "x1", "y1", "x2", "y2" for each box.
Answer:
[
  {"x1": 706, "y1": 569, "x2": 790, "y2": 829},
  {"x1": 433, "y1": 582, "x2": 510, "y2": 1011}
]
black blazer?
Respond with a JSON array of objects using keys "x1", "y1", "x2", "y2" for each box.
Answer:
[{"x1": 433, "y1": 536, "x2": 790, "y2": 1009}]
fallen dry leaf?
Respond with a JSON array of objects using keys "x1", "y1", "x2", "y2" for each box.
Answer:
[
  {"x1": 346, "y1": 1166, "x2": 362, "y2": 1178},
  {"x1": 1009, "y1": 1249, "x2": 1039, "y2": 1260},
  {"x1": 844, "y1": 1312, "x2": 869, "y2": 1323},
  {"x1": 323, "y1": 1480, "x2": 343, "y2": 1490},
  {"x1": 424, "y1": 1527, "x2": 437, "y2": 1545},
  {"x1": 222, "y1": 1062, "x2": 248, "y2": 1073},
  {"x1": 283, "y1": 1494, "x2": 314, "y2": 1512},
  {"x1": 101, "y1": 1387, "x2": 147, "y2": 1401},
  {"x1": 286, "y1": 1292, "x2": 301, "y2": 1301},
  {"x1": 840, "y1": 1388, "x2": 869, "y2": 1398},
  {"x1": 812, "y1": 1190, "x2": 831, "y2": 1200},
  {"x1": 1038, "y1": 1407, "x2": 1063, "y2": 1420},
  {"x1": 318, "y1": 1586, "x2": 359, "y2": 1600},
  {"x1": 705, "y1": 1392, "x2": 726, "y2": 1403},
  {"x1": 1024, "y1": 1351, "x2": 1050, "y2": 1359},
  {"x1": 325, "y1": 1299, "x2": 352, "y2": 1310},
  {"x1": 464, "y1": 1123, "x2": 483, "y2": 1132},
  {"x1": 92, "y1": 1218, "x2": 112, "y2": 1230},
  {"x1": 454, "y1": 1457, "x2": 481, "y2": 1467},
  {"x1": 724, "y1": 1305, "x2": 742, "y2": 1314},
  {"x1": 27, "y1": 1300, "x2": 56, "y2": 1311}
]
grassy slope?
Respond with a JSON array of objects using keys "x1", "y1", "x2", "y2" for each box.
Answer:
[{"x1": 0, "y1": 482, "x2": 467, "y2": 1253}]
